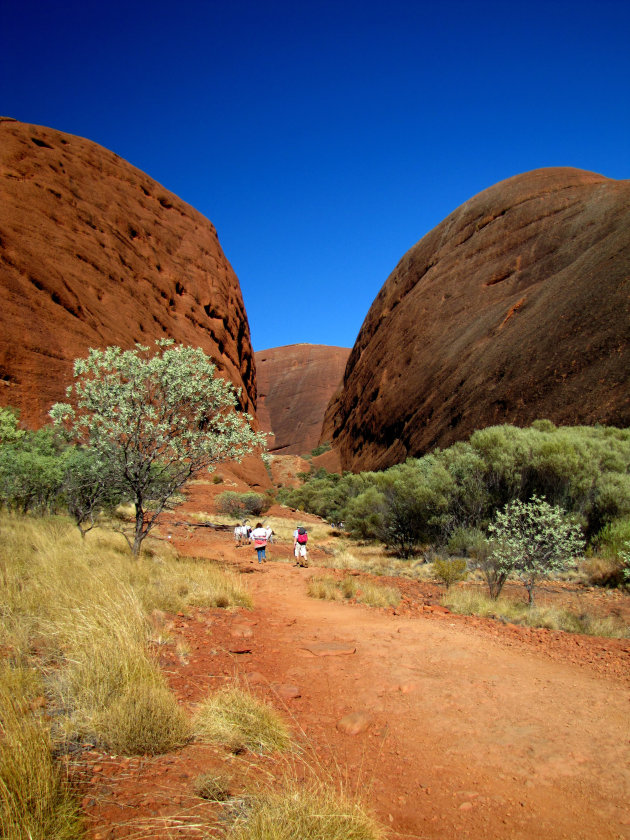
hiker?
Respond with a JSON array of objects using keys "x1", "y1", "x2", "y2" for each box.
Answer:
[
  {"x1": 251, "y1": 521, "x2": 268, "y2": 563},
  {"x1": 293, "y1": 525, "x2": 308, "y2": 567},
  {"x1": 234, "y1": 523, "x2": 249, "y2": 546}
]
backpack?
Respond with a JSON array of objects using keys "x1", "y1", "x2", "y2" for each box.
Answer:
[{"x1": 297, "y1": 527, "x2": 308, "y2": 544}]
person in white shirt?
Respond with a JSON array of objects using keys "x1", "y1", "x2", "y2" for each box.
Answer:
[{"x1": 251, "y1": 522, "x2": 268, "y2": 563}]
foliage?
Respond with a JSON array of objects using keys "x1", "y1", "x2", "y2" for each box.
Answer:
[
  {"x1": 487, "y1": 495, "x2": 584, "y2": 605},
  {"x1": 59, "y1": 447, "x2": 126, "y2": 537},
  {"x1": 0, "y1": 426, "x2": 66, "y2": 515},
  {"x1": 280, "y1": 423, "x2": 630, "y2": 556},
  {"x1": 216, "y1": 490, "x2": 270, "y2": 519},
  {"x1": 620, "y1": 543, "x2": 630, "y2": 587},
  {"x1": 433, "y1": 556, "x2": 468, "y2": 588},
  {"x1": 51, "y1": 340, "x2": 266, "y2": 555}
]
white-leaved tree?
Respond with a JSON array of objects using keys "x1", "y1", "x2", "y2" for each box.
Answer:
[
  {"x1": 487, "y1": 495, "x2": 584, "y2": 605},
  {"x1": 51, "y1": 340, "x2": 266, "y2": 556}
]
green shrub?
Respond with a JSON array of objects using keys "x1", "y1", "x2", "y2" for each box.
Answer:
[
  {"x1": 488, "y1": 496, "x2": 584, "y2": 605},
  {"x1": 216, "y1": 491, "x2": 271, "y2": 518},
  {"x1": 433, "y1": 556, "x2": 468, "y2": 588}
]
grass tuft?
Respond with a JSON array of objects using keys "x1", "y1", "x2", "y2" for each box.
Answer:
[
  {"x1": 308, "y1": 575, "x2": 400, "y2": 608},
  {"x1": 193, "y1": 771, "x2": 233, "y2": 801},
  {"x1": 194, "y1": 687, "x2": 291, "y2": 754},
  {"x1": 225, "y1": 782, "x2": 384, "y2": 840}
]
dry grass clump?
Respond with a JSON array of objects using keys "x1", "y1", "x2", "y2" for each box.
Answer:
[
  {"x1": 193, "y1": 771, "x2": 233, "y2": 801},
  {"x1": 308, "y1": 575, "x2": 400, "y2": 608},
  {"x1": 0, "y1": 664, "x2": 82, "y2": 840},
  {"x1": 443, "y1": 589, "x2": 629, "y2": 638},
  {"x1": 325, "y1": 541, "x2": 433, "y2": 581},
  {"x1": 0, "y1": 514, "x2": 191, "y2": 754},
  {"x1": 194, "y1": 687, "x2": 291, "y2": 754},
  {"x1": 225, "y1": 782, "x2": 384, "y2": 840}
]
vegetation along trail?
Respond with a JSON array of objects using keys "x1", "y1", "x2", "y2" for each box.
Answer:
[{"x1": 177, "y1": 530, "x2": 630, "y2": 840}]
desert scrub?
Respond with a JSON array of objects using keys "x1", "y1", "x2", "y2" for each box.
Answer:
[
  {"x1": 225, "y1": 783, "x2": 384, "y2": 840},
  {"x1": 308, "y1": 575, "x2": 400, "y2": 608},
  {"x1": 193, "y1": 771, "x2": 233, "y2": 801},
  {"x1": 0, "y1": 664, "x2": 83, "y2": 840},
  {"x1": 442, "y1": 588, "x2": 629, "y2": 638},
  {"x1": 194, "y1": 687, "x2": 291, "y2": 754},
  {"x1": 432, "y1": 556, "x2": 468, "y2": 588}
]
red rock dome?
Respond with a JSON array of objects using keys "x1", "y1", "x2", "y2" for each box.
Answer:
[
  {"x1": 324, "y1": 167, "x2": 630, "y2": 472},
  {"x1": 0, "y1": 119, "x2": 256, "y2": 427}
]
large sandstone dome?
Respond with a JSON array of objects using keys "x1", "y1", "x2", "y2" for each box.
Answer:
[
  {"x1": 0, "y1": 118, "x2": 256, "y2": 427},
  {"x1": 324, "y1": 167, "x2": 630, "y2": 472},
  {"x1": 255, "y1": 344, "x2": 350, "y2": 455}
]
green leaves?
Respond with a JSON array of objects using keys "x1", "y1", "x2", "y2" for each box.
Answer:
[
  {"x1": 488, "y1": 495, "x2": 584, "y2": 604},
  {"x1": 50, "y1": 341, "x2": 266, "y2": 555}
]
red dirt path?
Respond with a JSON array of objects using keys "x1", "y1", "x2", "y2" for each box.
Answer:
[{"x1": 78, "y1": 522, "x2": 630, "y2": 840}]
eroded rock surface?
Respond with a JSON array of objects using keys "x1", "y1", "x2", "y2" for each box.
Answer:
[
  {"x1": 255, "y1": 344, "x2": 350, "y2": 455},
  {"x1": 324, "y1": 167, "x2": 630, "y2": 472},
  {"x1": 0, "y1": 119, "x2": 256, "y2": 426}
]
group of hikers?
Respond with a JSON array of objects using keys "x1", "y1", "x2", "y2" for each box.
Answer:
[{"x1": 234, "y1": 521, "x2": 309, "y2": 567}]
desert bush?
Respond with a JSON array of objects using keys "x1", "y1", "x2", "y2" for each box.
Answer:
[
  {"x1": 579, "y1": 555, "x2": 626, "y2": 588},
  {"x1": 595, "y1": 517, "x2": 630, "y2": 558},
  {"x1": 212, "y1": 473, "x2": 224, "y2": 484},
  {"x1": 0, "y1": 664, "x2": 82, "y2": 840},
  {"x1": 225, "y1": 783, "x2": 384, "y2": 840},
  {"x1": 433, "y1": 556, "x2": 468, "y2": 588},
  {"x1": 447, "y1": 526, "x2": 488, "y2": 558},
  {"x1": 194, "y1": 687, "x2": 291, "y2": 754},
  {"x1": 488, "y1": 495, "x2": 584, "y2": 605},
  {"x1": 216, "y1": 491, "x2": 271, "y2": 518},
  {"x1": 308, "y1": 575, "x2": 344, "y2": 601}
]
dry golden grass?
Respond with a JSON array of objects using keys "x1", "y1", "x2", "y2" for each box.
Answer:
[
  {"x1": 307, "y1": 575, "x2": 400, "y2": 608},
  {"x1": 0, "y1": 664, "x2": 82, "y2": 840},
  {"x1": 194, "y1": 686, "x2": 292, "y2": 754},
  {"x1": 225, "y1": 781, "x2": 384, "y2": 840},
  {"x1": 0, "y1": 514, "x2": 247, "y2": 754},
  {"x1": 442, "y1": 588, "x2": 629, "y2": 638}
]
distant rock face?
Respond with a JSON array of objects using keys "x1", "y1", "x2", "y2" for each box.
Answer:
[
  {"x1": 0, "y1": 119, "x2": 257, "y2": 427},
  {"x1": 324, "y1": 167, "x2": 630, "y2": 472},
  {"x1": 255, "y1": 344, "x2": 350, "y2": 455}
]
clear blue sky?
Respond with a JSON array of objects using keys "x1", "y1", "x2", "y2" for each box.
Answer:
[{"x1": 2, "y1": 0, "x2": 629, "y2": 352}]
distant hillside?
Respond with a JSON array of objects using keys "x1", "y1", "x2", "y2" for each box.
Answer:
[
  {"x1": 0, "y1": 118, "x2": 257, "y2": 427},
  {"x1": 323, "y1": 167, "x2": 630, "y2": 472},
  {"x1": 255, "y1": 344, "x2": 350, "y2": 455}
]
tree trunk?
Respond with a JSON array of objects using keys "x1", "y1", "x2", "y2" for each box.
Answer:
[{"x1": 132, "y1": 502, "x2": 145, "y2": 558}]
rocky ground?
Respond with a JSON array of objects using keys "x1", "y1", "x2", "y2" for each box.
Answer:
[{"x1": 70, "y1": 508, "x2": 630, "y2": 840}]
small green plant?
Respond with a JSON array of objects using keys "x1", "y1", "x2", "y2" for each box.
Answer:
[
  {"x1": 433, "y1": 556, "x2": 468, "y2": 589},
  {"x1": 212, "y1": 473, "x2": 224, "y2": 484},
  {"x1": 194, "y1": 687, "x2": 291, "y2": 754},
  {"x1": 620, "y1": 542, "x2": 630, "y2": 587},
  {"x1": 488, "y1": 495, "x2": 584, "y2": 605}
]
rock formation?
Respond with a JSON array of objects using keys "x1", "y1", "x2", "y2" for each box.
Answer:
[
  {"x1": 255, "y1": 344, "x2": 350, "y2": 455},
  {"x1": 323, "y1": 167, "x2": 630, "y2": 472},
  {"x1": 0, "y1": 118, "x2": 256, "y2": 428}
]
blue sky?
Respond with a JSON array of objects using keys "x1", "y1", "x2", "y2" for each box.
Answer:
[{"x1": 2, "y1": 0, "x2": 629, "y2": 352}]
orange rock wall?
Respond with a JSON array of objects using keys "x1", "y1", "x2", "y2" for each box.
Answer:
[
  {"x1": 324, "y1": 167, "x2": 630, "y2": 472},
  {"x1": 255, "y1": 344, "x2": 350, "y2": 455},
  {"x1": 0, "y1": 119, "x2": 257, "y2": 427}
]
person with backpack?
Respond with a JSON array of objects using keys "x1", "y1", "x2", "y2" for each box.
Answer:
[
  {"x1": 251, "y1": 522, "x2": 268, "y2": 563},
  {"x1": 293, "y1": 525, "x2": 308, "y2": 567}
]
